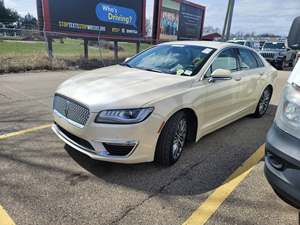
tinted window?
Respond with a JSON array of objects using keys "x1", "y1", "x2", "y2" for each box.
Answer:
[
  {"x1": 238, "y1": 48, "x2": 258, "y2": 69},
  {"x1": 263, "y1": 42, "x2": 286, "y2": 49},
  {"x1": 245, "y1": 42, "x2": 252, "y2": 47},
  {"x1": 211, "y1": 48, "x2": 239, "y2": 72}
]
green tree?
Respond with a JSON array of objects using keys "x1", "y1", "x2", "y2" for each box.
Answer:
[
  {"x1": 21, "y1": 13, "x2": 37, "y2": 29},
  {"x1": 0, "y1": 1, "x2": 19, "y2": 24}
]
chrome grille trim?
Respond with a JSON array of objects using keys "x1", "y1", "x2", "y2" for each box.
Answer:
[
  {"x1": 261, "y1": 52, "x2": 275, "y2": 59},
  {"x1": 53, "y1": 94, "x2": 90, "y2": 126}
]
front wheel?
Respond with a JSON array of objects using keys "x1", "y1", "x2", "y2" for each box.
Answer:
[
  {"x1": 253, "y1": 87, "x2": 272, "y2": 118},
  {"x1": 155, "y1": 112, "x2": 188, "y2": 166}
]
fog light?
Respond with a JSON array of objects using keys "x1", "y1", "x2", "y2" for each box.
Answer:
[
  {"x1": 103, "y1": 142, "x2": 136, "y2": 156},
  {"x1": 268, "y1": 153, "x2": 284, "y2": 170}
]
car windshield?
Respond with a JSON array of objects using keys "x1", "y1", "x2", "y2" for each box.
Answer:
[
  {"x1": 263, "y1": 42, "x2": 286, "y2": 49},
  {"x1": 122, "y1": 44, "x2": 216, "y2": 76}
]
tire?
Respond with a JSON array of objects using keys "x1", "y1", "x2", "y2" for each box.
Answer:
[
  {"x1": 155, "y1": 111, "x2": 188, "y2": 166},
  {"x1": 277, "y1": 61, "x2": 284, "y2": 70},
  {"x1": 253, "y1": 87, "x2": 272, "y2": 118}
]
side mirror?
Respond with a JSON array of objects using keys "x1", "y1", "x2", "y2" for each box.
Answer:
[
  {"x1": 209, "y1": 69, "x2": 232, "y2": 82},
  {"x1": 288, "y1": 16, "x2": 300, "y2": 50}
]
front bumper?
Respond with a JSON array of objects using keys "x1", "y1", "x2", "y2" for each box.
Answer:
[
  {"x1": 264, "y1": 124, "x2": 300, "y2": 209},
  {"x1": 53, "y1": 110, "x2": 164, "y2": 164}
]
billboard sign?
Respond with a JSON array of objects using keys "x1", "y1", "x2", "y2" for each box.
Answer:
[
  {"x1": 39, "y1": 0, "x2": 146, "y2": 40},
  {"x1": 158, "y1": 0, "x2": 205, "y2": 41}
]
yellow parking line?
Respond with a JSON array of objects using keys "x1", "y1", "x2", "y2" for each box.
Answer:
[
  {"x1": 0, "y1": 124, "x2": 52, "y2": 224},
  {"x1": 0, "y1": 124, "x2": 52, "y2": 141},
  {"x1": 0, "y1": 205, "x2": 15, "y2": 225},
  {"x1": 183, "y1": 144, "x2": 265, "y2": 225}
]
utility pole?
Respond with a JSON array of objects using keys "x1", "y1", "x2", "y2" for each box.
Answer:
[{"x1": 222, "y1": 0, "x2": 235, "y2": 41}]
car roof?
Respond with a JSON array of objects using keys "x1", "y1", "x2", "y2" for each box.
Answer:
[
  {"x1": 159, "y1": 41, "x2": 238, "y2": 50},
  {"x1": 228, "y1": 40, "x2": 247, "y2": 42}
]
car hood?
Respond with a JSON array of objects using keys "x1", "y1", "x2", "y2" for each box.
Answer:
[{"x1": 56, "y1": 65, "x2": 193, "y2": 112}]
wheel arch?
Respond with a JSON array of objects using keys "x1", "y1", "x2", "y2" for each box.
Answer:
[
  {"x1": 160, "y1": 107, "x2": 198, "y2": 143},
  {"x1": 265, "y1": 84, "x2": 273, "y2": 96}
]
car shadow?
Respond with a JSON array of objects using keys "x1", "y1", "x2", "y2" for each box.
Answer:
[{"x1": 65, "y1": 105, "x2": 277, "y2": 196}]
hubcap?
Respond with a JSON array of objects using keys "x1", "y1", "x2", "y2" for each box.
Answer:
[
  {"x1": 172, "y1": 119, "x2": 187, "y2": 160},
  {"x1": 259, "y1": 89, "x2": 271, "y2": 114}
]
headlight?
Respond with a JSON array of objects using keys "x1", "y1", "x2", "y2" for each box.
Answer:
[
  {"x1": 95, "y1": 107, "x2": 154, "y2": 124},
  {"x1": 275, "y1": 83, "x2": 300, "y2": 139}
]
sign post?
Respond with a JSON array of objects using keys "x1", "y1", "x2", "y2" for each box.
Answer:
[
  {"x1": 46, "y1": 36, "x2": 53, "y2": 59},
  {"x1": 114, "y1": 41, "x2": 118, "y2": 63},
  {"x1": 136, "y1": 41, "x2": 140, "y2": 54},
  {"x1": 84, "y1": 39, "x2": 89, "y2": 60}
]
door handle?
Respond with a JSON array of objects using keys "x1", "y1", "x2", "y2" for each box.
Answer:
[
  {"x1": 259, "y1": 72, "x2": 264, "y2": 76},
  {"x1": 234, "y1": 77, "x2": 242, "y2": 81}
]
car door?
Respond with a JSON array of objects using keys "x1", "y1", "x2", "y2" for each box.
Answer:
[
  {"x1": 237, "y1": 48, "x2": 265, "y2": 111},
  {"x1": 199, "y1": 48, "x2": 243, "y2": 134}
]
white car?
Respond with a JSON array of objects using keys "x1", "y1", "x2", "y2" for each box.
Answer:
[
  {"x1": 52, "y1": 41, "x2": 277, "y2": 166},
  {"x1": 228, "y1": 40, "x2": 260, "y2": 50}
]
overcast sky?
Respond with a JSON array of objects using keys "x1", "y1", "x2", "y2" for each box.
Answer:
[{"x1": 4, "y1": 0, "x2": 300, "y2": 36}]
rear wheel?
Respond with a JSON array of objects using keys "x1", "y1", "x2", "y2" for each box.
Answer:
[
  {"x1": 155, "y1": 112, "x2": 187, "y2": 166},
  {"x1": 253, "y1": 87, "x2": 272, "y2": 118}
]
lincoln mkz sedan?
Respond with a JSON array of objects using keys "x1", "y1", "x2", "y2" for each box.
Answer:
[{"x1": 52, "y1": 41, "x2": 277, "y2": 166}]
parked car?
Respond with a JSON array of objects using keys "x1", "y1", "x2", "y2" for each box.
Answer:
[
  {"x1": 259, "y1": 41, "x2": 266, "y2": 50},
  {"x1": 52, "y1": 41, "x2": 277, "y2": 166},
  {"x1": 228, "y1": 39, "x2": 259, "y2": 50},
  {"x1": 265, "y1": 16, "x2": 300, "y2": 209},
  {"x1": 260, "y1": 41, "x2": 297, "y2": 70}
]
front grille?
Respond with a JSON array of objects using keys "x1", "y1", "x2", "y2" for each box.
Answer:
[
  {"x1": 56, "y1": 123, "x2": 95, "y2": 151},
  {"x1": 261, "y1": 52, "x2": 275, "y2": 59},
  {"x1": 53, "y1": 94, "x2": 90, "y2": 126}
]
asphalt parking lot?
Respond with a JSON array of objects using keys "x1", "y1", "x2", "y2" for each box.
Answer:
[{"x1": 0, "y1": 70, "x2": 298, "y2": 225}]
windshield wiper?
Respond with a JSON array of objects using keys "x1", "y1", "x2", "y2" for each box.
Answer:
[
  {"x1": 137, "y1": 67, "x2": 163, "y2": 73},
  {"x1": 120, "y1": 63, "x2": 133, "y2": 68}
]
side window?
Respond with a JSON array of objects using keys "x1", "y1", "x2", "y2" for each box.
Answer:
[
  {"x1": 238, "y1": 48, "x2": 258, "y2": 70},
  {"x1": 251, "y1": 51, "x2": 265, "y2": 67},
  {"x1": 210, "y1": 49, "x2": 239, "y2": 75}
]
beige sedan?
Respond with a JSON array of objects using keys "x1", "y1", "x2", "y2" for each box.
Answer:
[{"x1": 52, "y1": 41, "x2": 277, "y2": 166}]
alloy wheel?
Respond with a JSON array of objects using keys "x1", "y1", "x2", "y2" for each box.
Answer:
[
  {"x1": 172, "y1": 118, "x2": 187, "y2": 160},
  {"x1": 259, "y1": 89, "x2": 271, "y2": 115}
]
